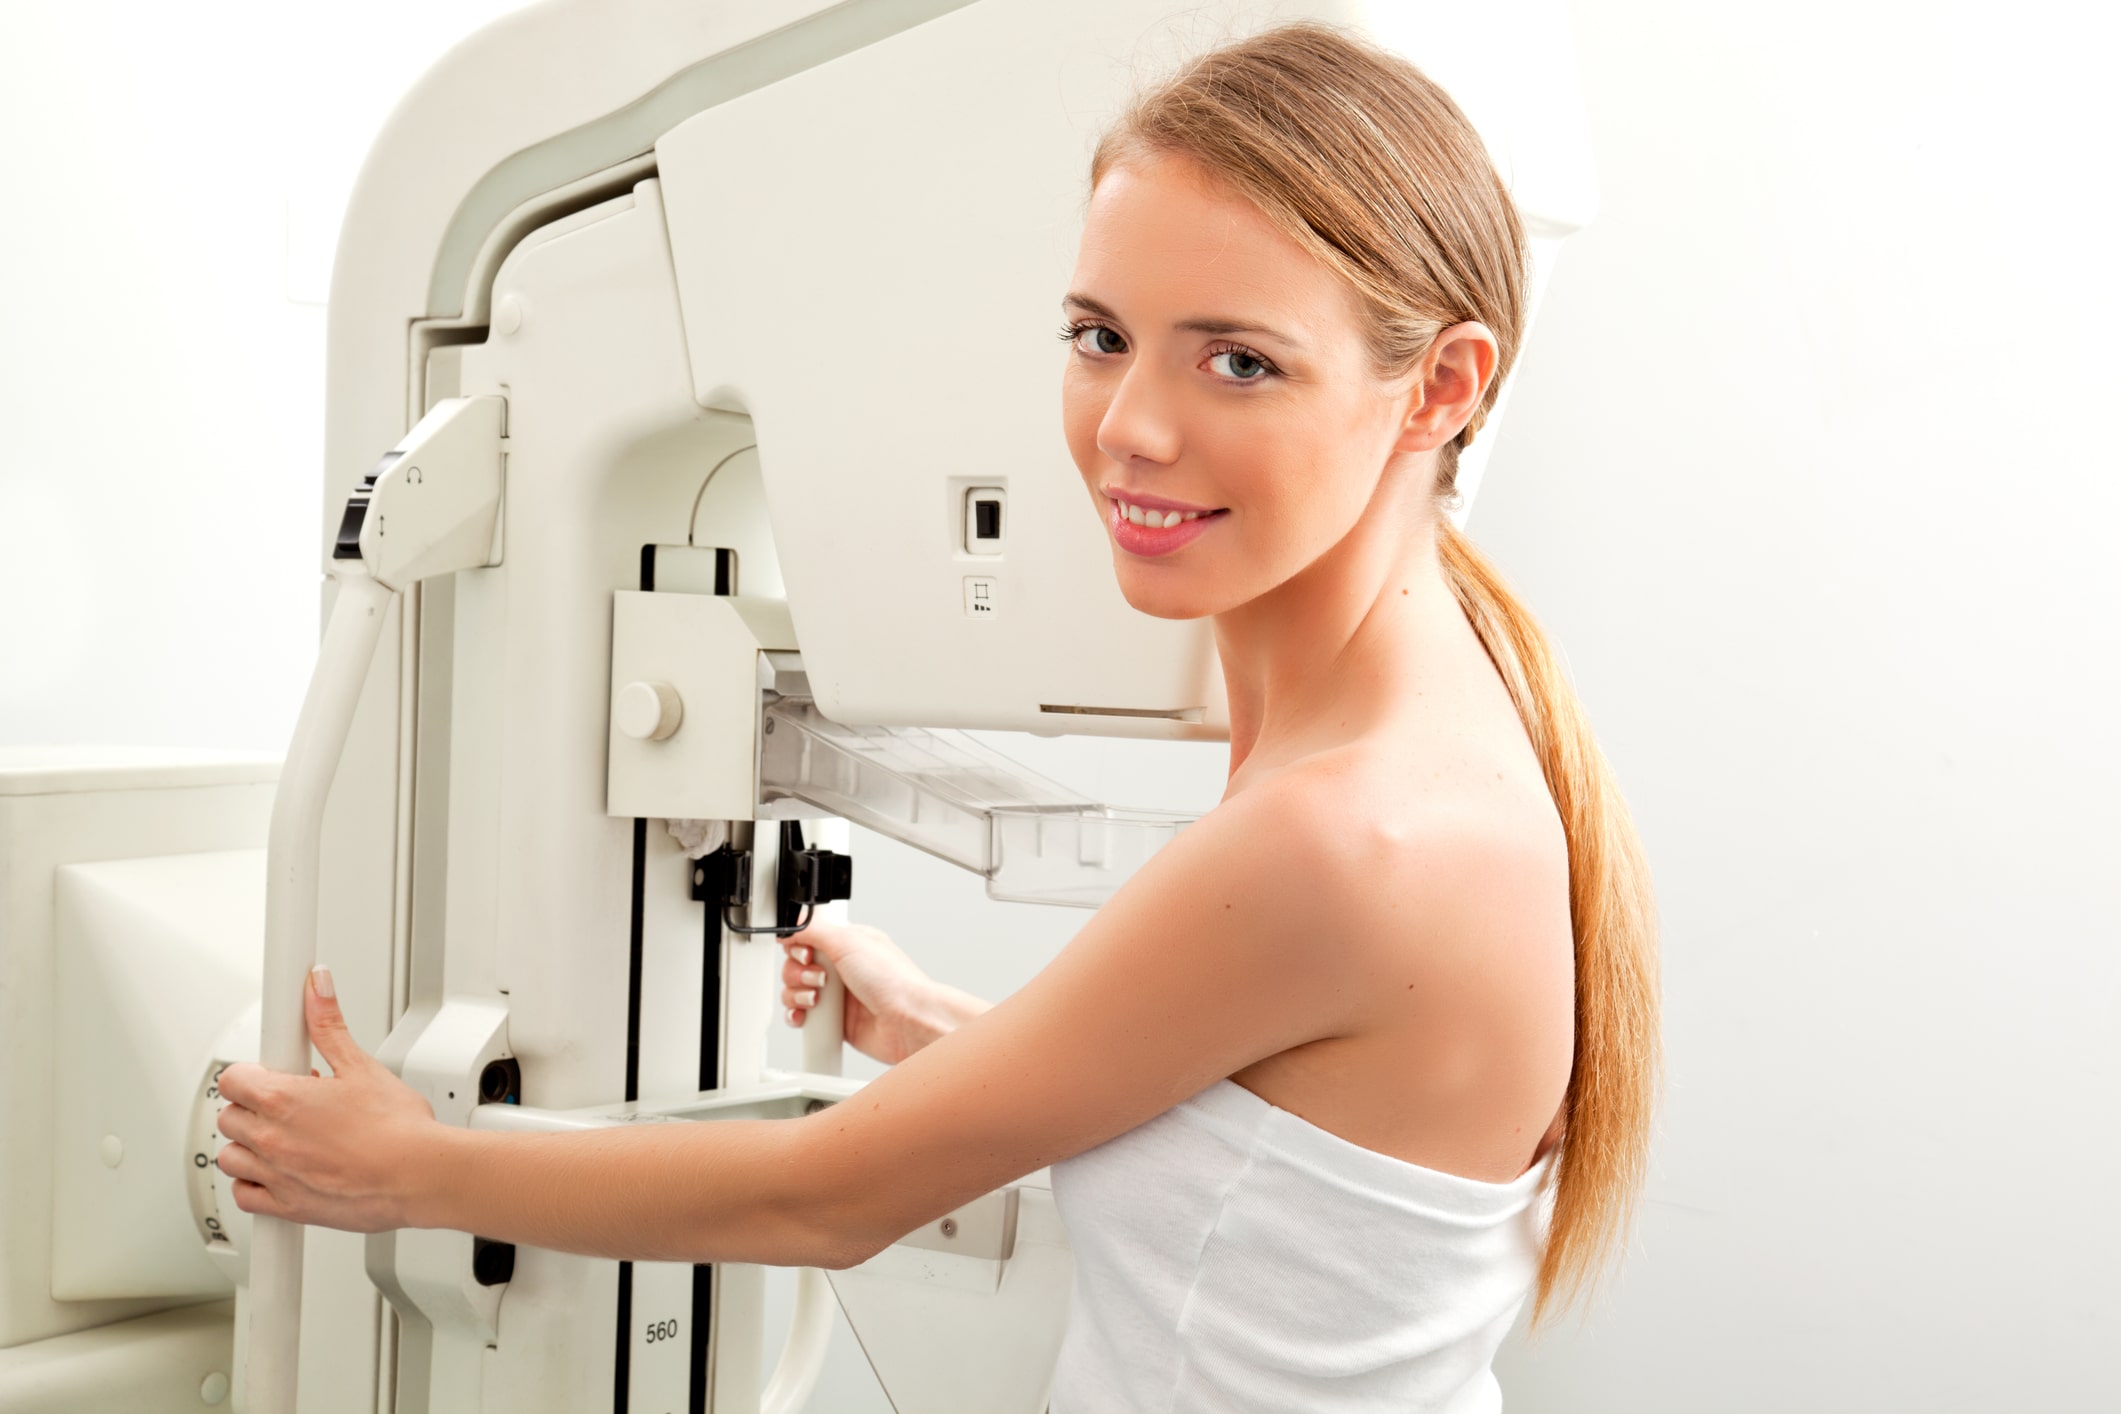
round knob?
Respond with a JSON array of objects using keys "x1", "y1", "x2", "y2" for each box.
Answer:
[{"x1": 616, "y1": 680, "x2": 684, "y2": 741}]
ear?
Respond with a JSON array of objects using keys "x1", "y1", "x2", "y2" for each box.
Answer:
[{"x1": 1391, "y1": 321, "x2": 1498, "y2": 456}]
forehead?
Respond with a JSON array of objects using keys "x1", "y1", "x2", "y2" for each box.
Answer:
[{"x1": 1073, "y1": 154, "x2": 1352, "y2": 336}]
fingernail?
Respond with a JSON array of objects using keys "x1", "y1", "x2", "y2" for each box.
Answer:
[
  {"x1": 804, "y1": 969, "x2": 825, "y2": 987},
  {"x1": 311, "y1": 964, "x2": 336, "y2": 999},
  {"x1": 786, "y1": 1008, "x2": 800, "y2": 1026},
  {"x1": 796, "y1": 947, "x2": 811, "y2": 964},
  {"x1": 798, "y1": 989, "x2": 817, "y2": 1007}
]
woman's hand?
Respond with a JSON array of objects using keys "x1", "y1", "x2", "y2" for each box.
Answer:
[
  {"x1": 780, "y1": 919, "x2": 969, "y2": 1066},
  {"x1": 214, "y1": 966, "x2": 447, "y2": 1233}
]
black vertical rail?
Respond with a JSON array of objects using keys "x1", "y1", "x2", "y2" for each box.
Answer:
[
  {"x1": 699, "y1": 839, "x2": 733, "y2": 1407},
  {"x1": 690, "y1": 855, "x2": 721, "y2": 1413},
  {"x1": 617, "y1": 544, "x2": 656, "y2": 1411},
  {"x1": 688, "y1": 543, "x2": 730, "y2": 1414},
  {"x1": 617, "y1": 812, "x2": 646, "y2": 1412},
  {"x1": 614, "y1": 1259, "x2": 635, "y2": 1412},
  {"x1": 625, "y1": 814, "x2": 649, "y2": 1104},
  {"x1": 687, "y1": 1264, "x2": 713, "y2": 1413}
]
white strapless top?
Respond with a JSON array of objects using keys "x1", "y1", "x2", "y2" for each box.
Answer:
[{"x1": 1047, "y1": 1077, "x2": 1554, "y2": 1414}]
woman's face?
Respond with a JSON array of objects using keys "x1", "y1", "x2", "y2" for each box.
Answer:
[{"x1": 1060, "y1": 152, "x2": 1424, "y2": 621}]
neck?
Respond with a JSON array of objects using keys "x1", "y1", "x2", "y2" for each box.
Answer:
[{"x1": 1213, "y1": 493, "x2": 1464, "y2": 795}]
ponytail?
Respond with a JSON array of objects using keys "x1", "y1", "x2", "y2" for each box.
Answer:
[{"x1": 1439, "y1": 521, "x2": 1662, "y2": 1327}]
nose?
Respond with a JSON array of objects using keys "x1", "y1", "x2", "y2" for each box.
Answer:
[{"x1": 1096, "y1": 359, "x2": 1182, "y2": 469}]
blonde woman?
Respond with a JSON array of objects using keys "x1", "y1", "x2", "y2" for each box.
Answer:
[{"x1": 217, "y1": 22, "x2": 1659, "y2": 1410}]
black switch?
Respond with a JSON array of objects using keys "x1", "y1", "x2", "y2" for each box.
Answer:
[{"x1": 974, "y1": 498, "x2": 1001, "y2": 541}]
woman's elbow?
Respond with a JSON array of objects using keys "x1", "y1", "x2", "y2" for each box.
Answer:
[{"x1": 817, "y1": 1228, "x2": 883, "y2": 1271}]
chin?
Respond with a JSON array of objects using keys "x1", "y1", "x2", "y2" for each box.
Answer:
[{"x1": 1111, "y1": 558, "x2": 1227, "y2": 621}]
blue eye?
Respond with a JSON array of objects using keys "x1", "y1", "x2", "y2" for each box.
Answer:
[
  {"x1": 1061, "y1": 321, "x2": 1127, "y2": 355},
  {"x1": 1207, "y1": 347, "x2": 1271, "y2": 381}
]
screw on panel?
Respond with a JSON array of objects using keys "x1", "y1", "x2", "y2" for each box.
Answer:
[{"x1": 940, "y1": 1218, "x2": 959, "y2": 1239}]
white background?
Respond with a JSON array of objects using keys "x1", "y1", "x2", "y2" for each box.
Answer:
[{"x1": 2, "y1": 2, "x2": 2115, "y2": 1411}]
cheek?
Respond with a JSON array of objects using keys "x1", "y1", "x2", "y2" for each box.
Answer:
[
  {"x1": 1184, "y1": 407, "x2": 1291, "y2": 514},
  {"x1": 1059, "y1": 365, "x2": 1107, "y2": 471},
  {"x1": 1210, "y1": 409, "x2": 1369, "y2": 550}
]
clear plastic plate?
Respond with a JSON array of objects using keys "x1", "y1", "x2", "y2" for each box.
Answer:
[{"x1": 759, "y1": 698, "x2": 1195, "y2": 907}]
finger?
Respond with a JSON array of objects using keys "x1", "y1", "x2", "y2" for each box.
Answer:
[
  {"x1": 218, "y1": 1103, "x2": 267, "y2": 1148},
  {"x1": 215, "y1": 1062, "x2": 269, "y2": 1108},
  {"x1": 780, "y1": 937, "x2": 813, "y2": 966},
  {"x1": 232, "y1": 1177, "x2": 290, "y2": 1220},
  {"x1": 217, "y1": 1141, "x2": 269, "y2": 1184},
  {"x1": 216, "y1": 1064, "x2": 293, "y2": 1120},
  {"x1": 305, "y1": 965, "x2": 372, "y2": 1078},
  {"x1": 786, "y1": 1005, "x2": 806, "y2": 1028}
]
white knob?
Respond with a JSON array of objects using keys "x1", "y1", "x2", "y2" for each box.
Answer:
[{"x1": 616, "y1": 680, "x2": 684, "y2": 741}]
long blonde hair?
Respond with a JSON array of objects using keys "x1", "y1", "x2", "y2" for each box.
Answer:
[{"x1": 1093, "y1": 21, "x2": 1661, "y2": 1326}]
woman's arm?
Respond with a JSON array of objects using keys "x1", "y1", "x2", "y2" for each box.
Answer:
[
  {"x1": 217, "y1": 962, "x2": 953, "y2": 1268},
  {"x1": 776, "y1": 921, "x2": 993, "y2": 1062},
  {"x1": 416, "y1": 967, "x2": 996, "y2": 1265},
  {"x1": 417, "y1": 1113, "x2": 855, "y2": 1268},
  {"x1": 216, "y1": 768, "x2": 1465, "y2": 1269}
]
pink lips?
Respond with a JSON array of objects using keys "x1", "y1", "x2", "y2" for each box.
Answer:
[{"x1": 1109, "y1": 499, "x2": 1225, "y2": 557}]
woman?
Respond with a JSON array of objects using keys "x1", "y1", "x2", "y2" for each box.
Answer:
[{"x1": 217, "y1": 22, "x2": 1659, "y2": 1410}]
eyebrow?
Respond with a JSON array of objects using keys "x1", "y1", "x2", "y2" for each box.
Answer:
[{"x1": 1062, "y1": 293, "x2": 1305, "y2": 351}]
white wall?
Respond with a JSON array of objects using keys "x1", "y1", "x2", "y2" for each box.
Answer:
[
  {"x1": 1484, "y1": 2, "x2": 2120, "y2": 1408},
  {"x1": 3, "y1": 1, "x2": 2114, "y2": 1410},
  {"x1": 0, "y1": 1, "x2": 523, "y2": 749}
]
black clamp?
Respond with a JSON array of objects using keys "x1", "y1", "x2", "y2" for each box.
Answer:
[
  {"x1": 688, "y1": 845, "x2": 751, "y2": 907},
  {"x1": 790, "y1": 846, "x2": 853, "y2": 908},
  {"x1": 694, "y1": 824, "x2": 853, "y2": 937}
]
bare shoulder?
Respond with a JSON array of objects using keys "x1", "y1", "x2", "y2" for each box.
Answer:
[
  {"x1": 1242, "y1": 741, "x2": 1571, "y2": 968},
  {"x1": 1222, "y1": 743, "x2": 1575, "y2": 1174},
  {"x1": 1183, "y1": 741, "x2": 1574, "y2": 1042}
]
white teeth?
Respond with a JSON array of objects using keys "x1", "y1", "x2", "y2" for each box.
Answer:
[{"x1": 1114, "y1": 497, "x2": 1211, "y2": 529}]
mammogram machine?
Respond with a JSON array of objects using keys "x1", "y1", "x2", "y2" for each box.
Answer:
[{"x1": 0, "y1": 1, "x2": 1594, "y2": 1409}]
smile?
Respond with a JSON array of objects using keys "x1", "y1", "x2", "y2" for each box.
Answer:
[
  {"x1": 1112, "y1": 496, "x2": 1212, "y2": 528},
  {"x1": 1104, "y1": 492, "x2": 1226, "y2": 557}
]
